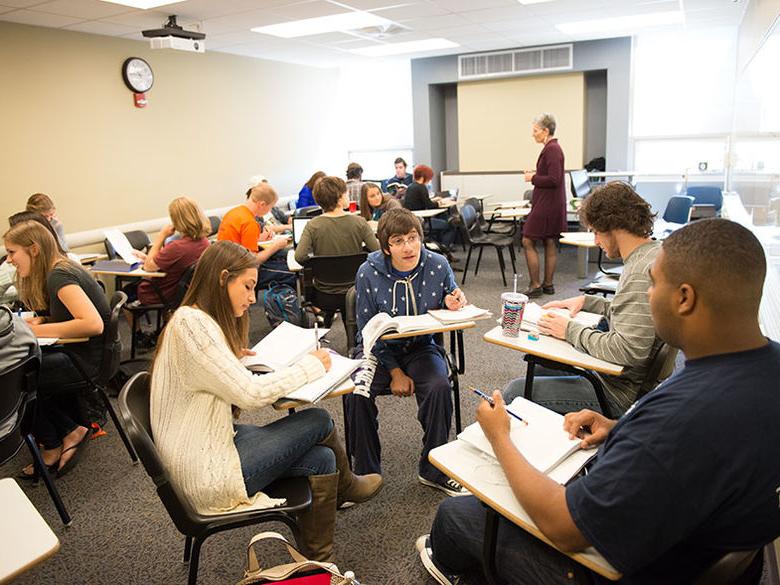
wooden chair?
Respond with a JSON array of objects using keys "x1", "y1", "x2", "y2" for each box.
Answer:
[{"x1": 118, "y1": 372, "x2": 312, "y2": 585}]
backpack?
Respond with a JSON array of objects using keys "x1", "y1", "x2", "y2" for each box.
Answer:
[{"x1": 261, "y1": 284, "x2": 307, "y2": 328}]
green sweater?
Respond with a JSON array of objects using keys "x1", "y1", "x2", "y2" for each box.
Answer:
[{"x1": 294, "y1": 214, "x2": 379, "y2": 294}]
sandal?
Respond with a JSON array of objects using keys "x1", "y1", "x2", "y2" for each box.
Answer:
[
  {"x1": 542, "y1": 284, "x2": 555, "y2": 295},
  {"x1": 523, "y1": 286, "x2": 543, "y2": 298},
  {"x1": 56, "y1": 432, "x2": 91, "y2": 478},
  {"x1": 18, "y1": 460, "x2": 58, "y2": 482}
]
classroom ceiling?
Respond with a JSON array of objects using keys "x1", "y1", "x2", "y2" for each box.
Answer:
[{"x1": 0, "y1": 0, "x2": 746, "y2": 67}]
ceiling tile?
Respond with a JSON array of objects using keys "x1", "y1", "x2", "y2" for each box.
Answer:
[
  {"x1": 343, "y1": 0, "x2": 413, "y2": 10},
  {"x1": 103, "y1": 9, "x2": 172, "y2": 28},
  {"x1": 0, "y1": 8, "x2": 83, "y2": 25},
  {"x1": 202, "y1": 29, "x2": 260, "y2": 48},
  {"x1": 200, "y1": 9, "x2": 288, "y2": 35},
  {"x1": 63, "y1": 19, "x2": 138, "y2": 34},
  {"x1": 31, "y1": 0, "x2": 132, "y2": 19},
  {"x1": 269, "y1": 0, "x2": 351, "y2": 20},
  {"x1": 481, "y1": 17, "x2": 553, "y2": 34},
  {"x1": 369, "y1": 1, "x2": 448, "y2": 20},
  {"x1": 431, "y1": 0, "x2": 514, "y2": 13},
  {"x1": 171, "y1": 0, "x2": 294, "y2": 21},
  {"x1": 0, "y1": 0, "x2": 54, "y2": 7},
  {"x1": 459, "y1": 4, "x2": 534, "y2": 23},
  {"x1": 398, "y1": 12, "x2": 470, "y2": 31}
]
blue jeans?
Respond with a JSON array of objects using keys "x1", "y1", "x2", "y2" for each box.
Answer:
[
  {"x1": 431, "y1": 496, "x2": 592, "y2": 584},
  {"x1": 234, "y1": 408, "x2": 336, "y2": 497},
  {"x1": 429, "y1": 217, "x2": 456, "y2": 248},
  {"x1": 503, "y1": 366, "x2": 602, "y2": 415},
  {"x1": 258, "y1": 257, "x2": 297, "y2": 289}
]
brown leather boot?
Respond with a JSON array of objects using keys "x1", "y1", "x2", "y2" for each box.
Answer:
[
  {"x1": 319, "y1": 426, "x2": 383, "y2": 508},
  {"x1": 296, "y1": 473, "x2": 338, "y2": 562}
]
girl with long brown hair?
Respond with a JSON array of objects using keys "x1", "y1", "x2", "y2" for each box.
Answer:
[
  {"x1": 4, "y1": 220, "x2": 110, "y2": 478},
  {"x1": 150, "y1": 241, "x2": 382, "y2": 562}
]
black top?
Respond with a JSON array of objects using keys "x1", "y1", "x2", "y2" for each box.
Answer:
[
  {"x1": 47, "y1": 263, "x2": 110, "y2": 375},
  {"x1": 403, "y1": 182, "x2": 437, "y2": 211},
  {"x1": 566, "y1": 341, "x2": 780, "y2": 584}
]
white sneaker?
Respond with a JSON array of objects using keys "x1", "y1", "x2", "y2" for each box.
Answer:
[
  {"x1": 416, "y1": 535, "x2": 460, "y2": 585},
  {"x1": 418, "y1": 475, "x2": 469, "y2": 497}
]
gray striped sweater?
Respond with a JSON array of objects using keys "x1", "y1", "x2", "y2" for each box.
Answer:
[{"x1": 565, "y1": 240, "x2": 663, "y2": 414}]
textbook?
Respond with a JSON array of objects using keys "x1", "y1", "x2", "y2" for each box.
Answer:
[
  {"x1": 457, "y1": 397, "x2": 596, "y2": 483},
  {"x1": 242, "y1": 321, "x2": 329, "y2": 373},
  {"x1": 361, "y1": 312, "x2": 441, "y2": 355},
  {"x1": 281, "y1": 353, "x2": 362, "y2": 404},
  {"x1": 521, "y1": 302, "x2": 602, "y2": 331},
  {"x1": 428, "y1": 304, "x2": 490, "y2": 324},
  {"x1": 91, "y1": 259, "x2": 140, "y2": 273}
]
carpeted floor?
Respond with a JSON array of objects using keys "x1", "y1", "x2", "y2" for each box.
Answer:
[{"x1": 2, "y1": 244, "x2": 770, "y2": 585}]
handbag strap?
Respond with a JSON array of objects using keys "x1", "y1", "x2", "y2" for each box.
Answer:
[{"x1": 245, "y1": 531, "x2": 309, "y2": 573}]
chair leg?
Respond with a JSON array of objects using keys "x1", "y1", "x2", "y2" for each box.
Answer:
[
  {"x1": 187, "y1": 537, "x2": 203, "y2": 585},
  {"x1": 452, "y1": 371, "x2": 462, "y2": 434},
  {"x1": 130, "y1": 312, "x2": 138, "y2": 360},
  {"x1": 462, "y1": 248, "x2": 473, "y2": 285},
  {"x1": 342, "y1": 394, "x2": 352, "y2": 470},
  {"x1": 475, "y1": 247, "x2": 484, "y2": 276},
  {"x1": 24, "y1": 433, "x2": 72, "y2": 526},
  {"x1": 508, "y1": 244, "x2": 517, "y2": 275},
  {"x1": 495, "y1": 247, "x2": 507, "y2": 286},
  {"x1": 98, "y1": 387, "x2": 138, "y2": 464},
  {"x1": 183, "y1": 536, "x2": 192, "y2": 563}
]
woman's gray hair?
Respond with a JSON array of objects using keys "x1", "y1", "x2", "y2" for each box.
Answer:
[{"x1": 533, "y1": 113, "x2": 556, "y2": 136}]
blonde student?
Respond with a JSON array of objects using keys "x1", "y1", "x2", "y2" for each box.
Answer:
[
  {"x1": 150, "y1": 241, "x2": 382, "y2": 561},
  {"x1": 26, "y1": 192, "x2": 69, "y2": 252}
]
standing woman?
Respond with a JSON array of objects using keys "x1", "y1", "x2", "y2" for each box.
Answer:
[
  {"x1": 521, "y1": 113, "x2": 567, "y2": 297},
  {"x1": 4, "y1": 221, "x2": 110, "y2": 477},
  {"x1": 150, "y1": 241, "x2": 382, "y2": 561}
]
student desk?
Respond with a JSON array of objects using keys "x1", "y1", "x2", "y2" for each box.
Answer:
[
  {"x1": 411, "y1": 208, "x2": 448, "y2": 219},
  {"x1": 89, "y1": 266, "x2": 166, "y2": 278},
  {"x1": 0, "y1": 478, "x2": 60, "y2": 584},
  {"x1": 428, "y1": 442, "x2": 621, "y2": 584},
  {"x1": 272, "y1": 379, "x2": 354, "y2": 411},
  {"x1": 559, "y1": 232, "x2": 598, "y2": 278},
  {"x1": 483, "y1": 326, "x2": 623, "y2": 415},
  {"x1": 74, "y1": 253, "x2": 108, "y2": 265},
  {"x1": 383, "y1": 320, "x2": 478, "y2": 434}
]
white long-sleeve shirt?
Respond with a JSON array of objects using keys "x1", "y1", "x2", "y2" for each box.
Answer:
[{"x1": 150, "y1": 306, "x2": 325, "y2": 515}]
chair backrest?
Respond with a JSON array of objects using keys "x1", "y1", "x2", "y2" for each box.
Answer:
[
  {"x1": 459, "y1": 204, "x2": 484, "y2": 242},
  {"x1": 95, "y1": 291, "x2": 127, "y2": 386},
  {"x1": 663, "y1": 195, "x2": 695, "y2": 224},
  {"x1": 208, "y1": 215, "x2": 221, "y2": 236},
  {"x1": 570, "y1": 169, "x2": 592, "y2": 198},
  {"x1": 294, "y1": 205, "x2": 322, "y2": 218},
  {"x1": 0, "y1": 351, "x2": 40, "y2": 465},
  {"x1": 685, "y1": 185, "x2": 723, "y2": 212},
  {"x1": 167, "y1": 264, "x2": 196, "y2": 310},
  {"x1": 118, "y1": 372, "x2": 202, "y2": 534},
  {"x1": 0, "y1": 254, "x2": 6, "y2": 266},
  {"x1": 637, "y1": 342, "x2": 678, "y2": 399},
  {"x1": 344, "y1": 286, "x2": 358, "y2": 352},
  {"x1": 104, "y1": 230, "x2": 153, "y2": 259},
  {"x1": 307, "y1": 253, "x2": 367, "y2": 294},
  {"x1": 692, "y1": 548, "x2": 763, "y2": 585}
]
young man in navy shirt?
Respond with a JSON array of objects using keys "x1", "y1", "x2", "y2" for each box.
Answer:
[
  {"x1": 417, "y1": 218, "x2": 780, "y2": 584},
  {"x1": 346, "y1": 208, "x2": 469, "y2": 496}
]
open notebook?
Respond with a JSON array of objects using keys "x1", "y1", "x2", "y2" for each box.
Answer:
[
  {"x1": 360, "y1": 312, "x2": 441, "y2": 355},
  {"x1": 521, "y1": 302, "x2": 603, "y2": 332},
  {"x1": 428, "y1": 304, "x2": 490, "y2": 324},
  {"x1": 457, "y1": 396, "x2": 597, "y2": 483}
]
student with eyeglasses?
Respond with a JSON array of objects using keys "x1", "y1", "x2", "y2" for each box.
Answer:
[{"x1": 345, "y1": 208, "x2": 469, "y2": 497}]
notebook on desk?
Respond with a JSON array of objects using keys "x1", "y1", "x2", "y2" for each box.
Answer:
[
  {"x1": 521, "y1": 302, "x2": 603, "y2": 332},
  {"x1": 91, "y1": 259, "x2": 140, "y2": 273},
  {"x1": 360, "y1": 312, "x2": 441, "y2": 355}
]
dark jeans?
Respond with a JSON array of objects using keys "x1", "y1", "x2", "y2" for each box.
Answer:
[
  {"x1": 429, "y1": 217, "x2": 457, "y2": 248},
  {"x1": 234, "y1": 408, "x2": 336, "y2": 496},
  {"x1": 344, "y1": 343, "x2": 452, "y2": 483},
  {"x1": 258, "y1": 257, "x2": 297, "y2": 290},
  {"x1": 36, "y1": 351, "x2": 90, "y2": 450},
  {"x1": 431, "y1": 496, "x2": 592, "y2": 584},
  {"x1": 503, "y1": 366, "x2": 603, "y2": 415}
]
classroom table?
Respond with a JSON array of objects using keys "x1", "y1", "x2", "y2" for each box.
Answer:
[
  {"x1": 89, "y1": 266, "x2": 166, "y2": 278},
  {"x1": 0, "y1": 478, "x2": 60, "y2": 584},
  {"x1": 428, "y1": 442, "x2": 621, "y2": 584},
  {"x1": 559, "y1": 232, "x2": 598, "y2": 278},
  {"x1": 411, "y1": 208, "x2": 448, "y2": 219},
  {"x1": 483, "y1": 325, "x2": 623, "y2": 415}
]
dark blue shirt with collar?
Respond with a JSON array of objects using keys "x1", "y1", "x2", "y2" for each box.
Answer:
[{"x1": 566, "y1": 341, "x2": 780, "y2": 584}]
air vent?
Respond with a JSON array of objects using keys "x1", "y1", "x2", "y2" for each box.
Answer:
[{"x1": 458, "y1": 44, "x2": 572, "y2": 81}]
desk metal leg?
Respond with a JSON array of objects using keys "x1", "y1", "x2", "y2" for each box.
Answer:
[
  {"x1": 523, "y1": 358, "x2": 536, "y2": 400},
  {"x1": 482, "y1": 506, "x2": 504, "y2": 585},
  {"x1": 577, "y1": 247, "x2": 588, "y2": 279}
]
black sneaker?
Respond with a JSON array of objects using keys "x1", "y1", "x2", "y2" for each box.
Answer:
[
  {"x1": 418, "y1": 475, "x2": 469, "y2": 497},
  {"x1": 416, "y1": 535, "x2": 460, "y2": 585}
]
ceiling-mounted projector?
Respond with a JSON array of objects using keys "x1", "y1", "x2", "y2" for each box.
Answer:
[{"x1": 143, "y1": 15, "x2": 206, "y2": 53}]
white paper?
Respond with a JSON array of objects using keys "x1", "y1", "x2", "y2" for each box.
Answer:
[
  {"x1": 242, "y1": 322, "x2": 329, "y2": 371},
  {"x1": 104, "y1": 229, "x2": 141, "y2": 265},
  {"x1": 428, "y1": 304, "x2": 489, "y2": 324},
  {"x1": 521, "y1": 302, "x2": 602, "y2": 331},
  {"x1": 361, "y1": 312, "x2": 440, "y2": 355},
  {"x1": 36, "y1": 338, "x2": 58, "y2": 346},
  {"x1": 283, "y1": 354, "x2": 361, "y2": 403}
]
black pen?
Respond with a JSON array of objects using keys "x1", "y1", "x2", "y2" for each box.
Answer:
[{"x1": 472, "y1": 387, "x2": 528, "y2": 426}]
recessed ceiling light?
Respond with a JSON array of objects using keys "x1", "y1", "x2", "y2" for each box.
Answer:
[
  {"x1": 252, "y1": 11, "x2": 394, "y2": 39},
  {"x1": 556, "y1": 11, "x2": 684, "y2": 34},
  {"x1": 350, "y1": 38, "x2": 459, "y2": 57},
  {"x1": 98, "y1": 0, "x2": 184, "y2": 8}
]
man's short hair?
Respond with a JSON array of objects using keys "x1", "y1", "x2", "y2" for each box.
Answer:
[
  {"x1": 377, "y1": 208, "x2": 423, "y2": 252},
  {"x1": 313, "y1": 176, "x2": 346, "y2": 211},
  {"x1": 248, "y1": 182, "x2": 278, "y2": 205},
  {"x1": 579, "y1": 181, "x2": 656, "y2": 238},
  {"x1": 394, "y1": 157, "x2": 407, "y2": 167},
  {"x1": 662, "y1": 218, "x2": 766, "y2": 314},
  {"x1": 346, "y1": 162, "x2": 363, "y2": 180},
  {"x1": 413, "y1": 164, "x2": 434, "y2": 182}
]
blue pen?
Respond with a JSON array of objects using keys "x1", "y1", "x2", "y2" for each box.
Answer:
[{"x1": 472, "y1": 387, "x2": 528, "y2": 426}]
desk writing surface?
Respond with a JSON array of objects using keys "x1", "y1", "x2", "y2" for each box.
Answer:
[
  {"x1": 411, "y1": 208, "x2": 447, "y2": 219},
  {"x1": 483, "y1": 326, "x2": 623, "y2": 376},
  {"x1": 560, "y1": 232, "x2": 598, "y2": 248},
  {"x1": 287, "y1": 249, "x2": 303, "y2": 272},
  {"x1": 273, "y1": 379, "x2": 354, "y2": 411},
  {"x1": 381, "y1": 320, "x2": 476, "y2": 340},
  {"x1": 90, "y1": 267, "x2": 166, "y2": 278},
  {"x1": 429, "y1": 442, "x2": 621, "y2": 581},
  {"x1": 0, "y1": 478, "x2": 60, "y2": 584}
]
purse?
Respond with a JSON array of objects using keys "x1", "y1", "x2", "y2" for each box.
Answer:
[{"x1": 236, "y1": 532, "x2": 362, "y2": 585}]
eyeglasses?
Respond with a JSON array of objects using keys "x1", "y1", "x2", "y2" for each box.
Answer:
[{"x1": 388, "y1": 234, "x2": 420, "y2": 247}]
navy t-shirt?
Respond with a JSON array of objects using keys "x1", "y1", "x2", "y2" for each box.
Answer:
[{"x1": 566, "y1": 341, "x2": 780, "y2": 584}]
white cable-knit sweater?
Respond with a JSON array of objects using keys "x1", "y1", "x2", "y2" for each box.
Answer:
[{"x1": 150, "y1": 306, "x2": 326, "y2": 515}]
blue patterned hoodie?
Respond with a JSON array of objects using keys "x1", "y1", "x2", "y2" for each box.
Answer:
[{"x1": 355, "y1": 248, "x2": 457, "y2": 371}]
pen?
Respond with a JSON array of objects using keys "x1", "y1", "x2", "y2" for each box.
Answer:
[
  {"x1": 471, "y1": 387, "x2": 528, "y2": 426},
  {"x1": 314, "y1": 321, "x2": 320, "y2": 350}
]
